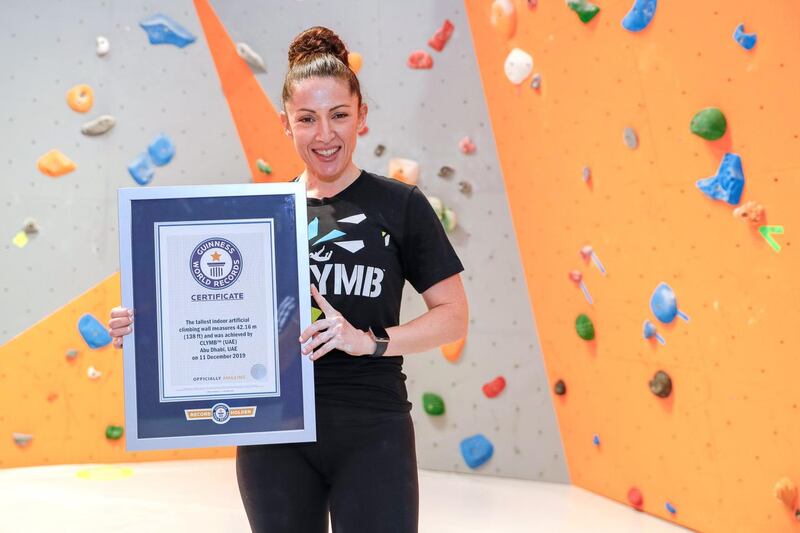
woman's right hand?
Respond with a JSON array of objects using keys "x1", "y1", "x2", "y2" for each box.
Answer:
[{"x1": 108, "y1": 306, "x2": 134, "y2": 349}]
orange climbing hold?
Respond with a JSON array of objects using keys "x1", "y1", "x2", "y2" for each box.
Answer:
[
  {"x1": 490, "y1": 0, "x2": 517, "y2": 40},
  {"x1": 441, "y1": 337, "x2": 466, "y2": 363},
  {"x1": 348, "y1": 52, "x2": 363, "y2": 74},
  {"x1": 774, "y1": 477, "x2": 798, "y2": 508},
  {"x1": 66, "y1": 84, "x2": 94, "y2": 113},
  {"x1": 37, "y1": 149, "x2": 77, "y2": 177},
  {"x1": 388, "y1": 158, "x2": 420, "y2": 186}
]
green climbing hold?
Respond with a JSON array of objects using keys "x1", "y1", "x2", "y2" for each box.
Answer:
[
  {"x1": 690, "y1": 107, "x2": 727, "y2": 140},
  {"x1": 105, "y1": 425, "x2": 124, "y2": 440},
  {"x1": 422, "y1": 392, "x2": 445, "y2": 416},
  {"x1": 575, "y1": 314, "x2": 595, "y2": 340},
  {"x1": 256, "y1": 159, "x2": 272, "y2": 174},
  {"x1": 567, "y1": 0, "x2": 600, "y2": 23}
]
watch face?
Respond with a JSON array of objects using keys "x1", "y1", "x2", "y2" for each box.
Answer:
[{"x1": 371, "y1": 326, "x2": 389, "y2": 342}]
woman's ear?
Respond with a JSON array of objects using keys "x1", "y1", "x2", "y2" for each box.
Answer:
[
  {"x1": 280, "y1": 111, "x2": 292, "y2": 136},
  {"x1": 357, "y1": 103, "x2": 368, "y2": 131}
]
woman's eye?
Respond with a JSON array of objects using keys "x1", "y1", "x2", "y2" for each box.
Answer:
[
  {"x1": 298, "y1": 116, "x2": 313, "y2": 123},
  {"x1": 333, "y1": 113, "x2": 348, "y2": 119}
]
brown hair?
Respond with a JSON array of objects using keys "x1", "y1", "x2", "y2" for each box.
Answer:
[{"x1": 282, "y1": 26, "x2": 362, "y2": 107}]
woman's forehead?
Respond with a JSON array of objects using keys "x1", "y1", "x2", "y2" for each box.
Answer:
[{"x1": 287, "y1": 77, "x2": 355, "y2": 110}]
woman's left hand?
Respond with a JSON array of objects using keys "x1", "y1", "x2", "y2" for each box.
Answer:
[{"x1": 299, "y1": 285, "x2": 375, "y2": 361}]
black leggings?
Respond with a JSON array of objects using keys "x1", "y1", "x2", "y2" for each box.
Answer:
[{"x1": 236, "y1": 413, "x2": 419, "y2": 533}]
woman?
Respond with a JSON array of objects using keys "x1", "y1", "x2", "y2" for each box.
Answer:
[{"x1": 109, "y1": 26, "x2": 468, "y2": 533}]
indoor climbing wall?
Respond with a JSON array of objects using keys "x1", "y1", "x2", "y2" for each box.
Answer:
[
  {"x1": 1, "y1": 0, "x2": 569, "y2": 482},
  {"x1": 465, "y1": 0, "x2": 800, "y2": 531}
]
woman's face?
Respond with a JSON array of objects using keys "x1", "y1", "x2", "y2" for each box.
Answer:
[{"x1": 282, "y1": 76, "x2": 367, "y2": 182}]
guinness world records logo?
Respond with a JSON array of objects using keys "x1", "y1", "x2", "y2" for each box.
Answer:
[{"x1": 190, "y1": 238, "x2": 243, "y2": 290}]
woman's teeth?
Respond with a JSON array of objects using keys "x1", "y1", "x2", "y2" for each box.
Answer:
[{"x1": 314, "y1": 147, "x2": 340, "y2": 157}]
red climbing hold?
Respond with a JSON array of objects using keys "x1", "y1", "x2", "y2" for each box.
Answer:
[
  {"x1": 407, "y1": 50, "x2": 433, "y2": 69},
  {"x1": 627, "y1": 487, "x2": 644, "y2": 508},
  {"x1": 428, "y1": 20, "x2": 454, "y2": 52},
  {"x1": 482, "y1": 376, "x2": 506, "y2": 398}
]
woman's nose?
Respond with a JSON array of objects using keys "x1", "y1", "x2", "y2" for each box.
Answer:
[{"x1": 315, "y1": 119, "x2": 334, "y2": 143}]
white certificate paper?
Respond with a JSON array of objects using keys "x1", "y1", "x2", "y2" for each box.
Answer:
[{"x1": 154, "y1": 219, "x2": 280, "y2": 402}]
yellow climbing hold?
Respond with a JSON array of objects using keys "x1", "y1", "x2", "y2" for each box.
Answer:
[
  {"x1": 348, "y1": 52, "x2": 363, "y2": 74},
  {"x1": 12, "y1": 231, "x2": 28, "y2": 248},
  {"x1": 37, "y1": 149, "x2": 77, "y2": 177},
  {"x1": 66, "y1": 84, "x2": 94, "y2": 113},
  {"x1": 76, "y1": 465, "x2": 134, "y2": 481}
]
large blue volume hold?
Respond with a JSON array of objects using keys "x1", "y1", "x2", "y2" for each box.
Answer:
[
  {"x1": 78, "y1": 314, "x2": 113, "y2": 349},
  {"x1": 139, "y1": 14, "x2": 197, "y2": 48},
  {"x1": 696, "y1": 153, "x2": 745, "y2": 205},
  {"x1": 460, "y1": 434, "x2": 494, "y2": 469},
  {"x1": 621, "y1": 0, "x2": 656, "y2": 32}
]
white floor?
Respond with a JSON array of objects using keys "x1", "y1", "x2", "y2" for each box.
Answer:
[{"x1": 0, "y1": 459, "x2": 688, "y2": 533}]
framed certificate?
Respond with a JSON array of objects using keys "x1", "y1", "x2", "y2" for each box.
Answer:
[{"x1": 118, "y1": 184, "x2": 314, "y2": 451}]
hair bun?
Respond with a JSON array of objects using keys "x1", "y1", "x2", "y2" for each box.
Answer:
[{"x1": 288, "y1": 26, "x2": 349, "y2": 68}]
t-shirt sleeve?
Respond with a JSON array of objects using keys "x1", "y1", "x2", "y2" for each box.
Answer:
[{"x1": 401, "y1": 186, "x2": 464, "y2": 293}]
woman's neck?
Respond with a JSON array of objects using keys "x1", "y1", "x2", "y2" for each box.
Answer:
[{"x1": 301, "y1": 163, "x2": 362, "y2": 199}]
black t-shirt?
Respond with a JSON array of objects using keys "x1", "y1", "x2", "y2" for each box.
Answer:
[{"x1": 296, "y1": 170, "x2": 464, "y2": 420}]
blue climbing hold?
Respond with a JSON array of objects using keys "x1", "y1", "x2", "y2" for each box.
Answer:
[
  {"x1": 665, "y1": 501, "x2": 677, "y2": 514},
  {"x1": 78, "y1": 314, "x2": 113, "y2": 349},
  {"x1": 148, "y1": 134, "x2": 175, "y2": 166},
  {"x1": 643, "y1": 320, "x2": 666, "y2": 345},
  {"x1": 621, "y1": 0, "x2": 656, "y2": 32},
  {"x1": 649, "y1": 283, "x2": 690, "y2": 324},
  {"x1": 696, "y1": 153, "x2": 745, "y2": 205},
  {"x1": 460, "y1": 434, "x2": 494, "y2": 469},
  {"x1": 139, "y1": 14, "x2": 197, "y2": 48},
  {"x1": 733, "y1": 24, "x2": 757, "y2": 50},
  {"x1": 593, "y1": 435, "x2": 601, "y2": 446},
  {"x1": 127, "y1": 153, "x2": 155, "y2": 185}
]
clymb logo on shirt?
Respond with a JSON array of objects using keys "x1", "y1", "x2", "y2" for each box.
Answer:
[{"x1": 307, "y1": 213, "x2": 388, "y2": 298}]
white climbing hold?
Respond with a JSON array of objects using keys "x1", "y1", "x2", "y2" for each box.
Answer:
[
  {"x1": 81, "y1": 115, "x2": 117, "y2": 136},
  {"x1": 96, "y1": 36, "x2": 110, "y2": 57},
  {"x1": 87, "y1": 366, "x2": 102, "y2": 380},
  {"x1": 504, "y1": 48, "x2": 533, "y2": 85},
  {"x1": 236, "y1": 42, "x2": 266, "y2": 73}
]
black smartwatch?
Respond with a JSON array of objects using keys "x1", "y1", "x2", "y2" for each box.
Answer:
[{"x1": 368, "y1": 325, "x2": 390, "y2": 358}]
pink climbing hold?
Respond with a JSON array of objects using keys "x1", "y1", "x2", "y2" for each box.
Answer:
[
  {"x1": 407, "y1": 50, "x2": 433, "y2": 69},
  {"x1": 428, "y1": 19, "x2": 454, "y2": 52},
  {"x1": 482, "y1": 376, "x2": 506, "y2": 398},
  {"x1": 459, "y1": 136, "x2": 476, "y2": 154}
]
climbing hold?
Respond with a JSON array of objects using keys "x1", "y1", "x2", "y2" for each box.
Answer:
[
  {"x1": 690, "y1": 107, "x2": 727, "y2": 141},
  {"x1": 580, "y1": 245, "x2": 606, "y2": 275},
  {"x1": 774, "y1": 478, "x2": 798, "y2": 508},
  {"x1": 460, "y1": 434, "x2": 494, "y2": 469},
  {"x1": 623, "y1": 127, "x2": 639, "y2": 149},
  {"x1": 458, "y1": 181, "x2": 472, "y2": 196},
  {"x1": 528, "y1": 0, "x2": 538, "y2": 7},
  {"x1": 66, "y1": 84, "x2": 94, "y2": 113},
  {"x1": 592, "y1": 435, "x2": 601, "y2": 446},
  {"x1": 575, "y1": 314, "x2": 595, "y2": 341},
  {"x1": 148, "y1": 134, "x2": 175, "y2": 166},
  {"x1": 582, "y1": 166, "x2": 591, "y2": 183},
  {"x1": 643, "y1": 320, "x2": 666, "y2": 345},
  {"x1": 554, "y1": 380, "x2": 567, "y2": 396},
  {"x1": 628, "y1": 487, "x2": 644, "y2": 507},
  {"x1": 65, "y1": 348, "x2": 79, "y2": 360},
  {"x1": 482, "y1": 376, "x2": 506, "y2": 398},
  {"x1": 23, "y1": 218, "x2": 39, "y2": 235},
  {"x1": 96, "y1": 36, "x2": 110, "y2": 57},
  {"x1": 438, "y1": 166, "x2": 455, "y2": 178},
  {"x1": 37, "y1": 149, "x2": 77, "y2": 178},
  {"x1": 139, "y1": 14, "x2": 197, "y2": 48},
  {"x1": 504, "y1": 48, "x2": 533, "y2": 85},
  {"x1": 530, "y1": 73, "x2": 542, "y2": 90},
  {"x1": 256, "y1": 159, "x2": 272, "y2": 175},
  {"x1": 87, "y1": 366, "x2": 102, "y2": 380},
  {"x1": 441, "y1": 337, "x2": 465, "y2": 363},
  {"x1": 13, "y1": 433, "x2": 32, "y2": 447},
  {"x1": 81, "y1": 115, "x2": 116, "y2": 136},
  {"x1": 105, "y1": 425, "x2": 124, "y2": 440},
  {"x1": 733, "y1": 24, "x2": 757, "y2": 51},
  {"x1": 428, "y1": 19, "x2": 454, "y2": 52},
  {"x1": 374, "y1": 144, "x2": 386, "y2": 157},
  {"x1": 12, "y1": 232, "x2": 28, "y2": 248},
  {"x1": 388, "y1": 158, "x2": 420, "y2": 185},
  {"x1": 422, "y1": 393, "x2": 445, "y2": 416},
  {"x1": 459, "y1": 136, "x2": 476, "y2": 154},
  {"x1": 441, "y1": 208, "x2": 457, "y2": 232},
  {"x1": 665, "y1": 502, "x2": 677, "y2": 515},
  {"x1": 733, "y1": 201, "x2": 765, "y2": 225},
  {"x1": 348, "y1": 52, "x2": 362, "y2": 73},
  {"x1": 358, "y1": 125, "x2": 369, "y2": 136},
  {"x1": 490, "y1": 0, "x2": 517, "y2": 39},
  {"x1": 47, "y1": 393, "x2": 59, "y2": 403},
  {"x1": 795, "y1": 509, "x2": 800, "y2": 521},
  {"x1": 696, "y1": 153, "x2": 745, "y2": 205},
  {"x1": 236, "y1": 42, "x2": 266, "y2": 73},
  {"x1": 78, "y1": 313, "x2": 113, "y2": 349},
  {"x1": 407, "y1": 50, "x2": 433, "y2": 69},
  {"x1": 429, "y1": 197, "x2": 444, "y2": 219},
  {"x1": 569, "y1": 270, "x2": 593, "y2": 305},
  {"x1": 649, "y1": 370, "x2": 672, "y2": 398},
  {"x1": 128, "y1": 153, "x2": 155, "y2": 185},
  {"x1": 649, "y1": 282, "x2": 689, "y2": 324},
  {"x1": 567, "y1": 0, "x2": 600, "y2": 24},
  {"x1": 759, "y1": 225, "x2": 784, "y2": 253},
  {"x1": 621, "y1": 0, "x2": 656, "y2": 32}
]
